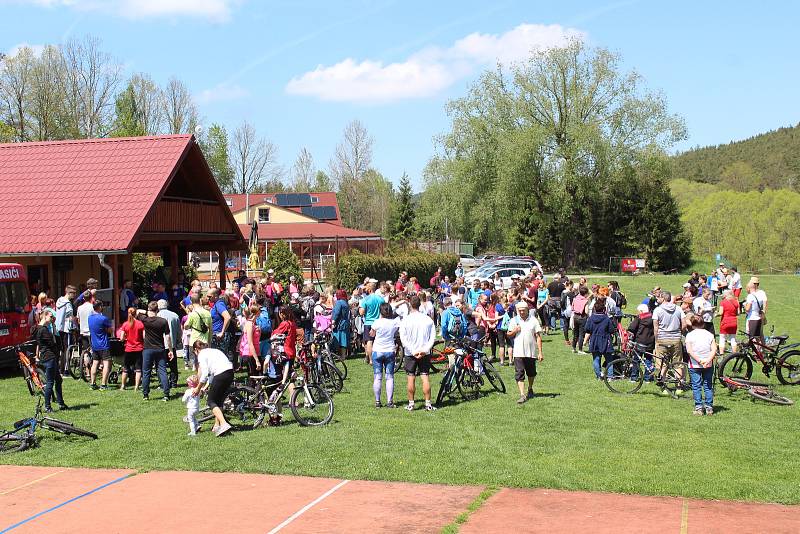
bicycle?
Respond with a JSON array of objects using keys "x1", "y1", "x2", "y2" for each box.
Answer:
[
  {"x1": 718, "y1": 375, "x2": 793, "y2": 406},
  {"x1": 717, "y1": 328, "x2": 800, "y2": 385},
  {"x1": 435, "y1": 339, "x2": 505, "y2": 406},
  {"x1": 1, "y1": 350, "x2": 97, "y2": 453},
  {"x1": 315, "y1": 332, "x2": 348, "y2": 380},
  {"x1": 197, "y1": 356, "x2": 334, "y2": 427},
  {"x1": 297, "y1": 339, "x2": 344, "y2": 396},
  {"x1": 603, "y1": 340, "x2": 688, "y2": 397}
]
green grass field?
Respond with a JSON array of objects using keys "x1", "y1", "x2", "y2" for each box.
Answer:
[{"x1": 1, "y1": 275, "x2": 799, "y2": 504}]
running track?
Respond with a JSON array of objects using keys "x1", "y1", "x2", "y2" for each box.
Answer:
[{"x1": 0, "y1": 466, "x2": 797, "y2": 533}]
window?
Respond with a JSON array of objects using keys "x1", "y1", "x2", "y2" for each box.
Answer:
[
  {"x1": 258, "y1": 208, "x2": 270, "y2": 223},
  {"x1": 224, "y1": 198, "x2": 232, "y2": 206},
  {"x1": 310, "y1": 196, "x2": 319, "y2": 203}
]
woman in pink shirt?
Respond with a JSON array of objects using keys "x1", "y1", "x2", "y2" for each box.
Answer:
[{"x1": 239, "y1": 304, "x2": 262, "y2": 384}]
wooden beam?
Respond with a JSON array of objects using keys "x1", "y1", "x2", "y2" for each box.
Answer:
[{"x1": 218, "y1": 249, "x2": 226, "y2": 289}]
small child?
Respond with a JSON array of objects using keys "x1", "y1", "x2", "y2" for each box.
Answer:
[{"x1": 182, "y1": 375, "x2": 201, "y2": 435}]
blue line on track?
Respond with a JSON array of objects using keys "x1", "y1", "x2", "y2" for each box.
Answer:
[{"x1": 0, "y1": 474, "x2": 131, "y2": 533}]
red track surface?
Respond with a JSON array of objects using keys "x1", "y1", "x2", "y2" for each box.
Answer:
[{"x1": 1, "y1": 466, "x2": 798, "y2": 533}]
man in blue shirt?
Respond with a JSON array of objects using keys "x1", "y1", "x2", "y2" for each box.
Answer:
[
  {"x1": 466, "y1": 279, "x2": 482, "y2": 310},
  {"x1": 87, "y1": 301, "x2": 113, "y2": 390},
  {"x1": 358, "y1": 281, "x2": 384, "y2": 363},
  {"x1": 209, "y1": 289, "x2": 232, "y2": 360},
  {"x1": 152, "y1": 282, "x2": 168, "y2": 303}
]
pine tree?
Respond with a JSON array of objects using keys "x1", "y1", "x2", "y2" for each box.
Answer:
[
  {"x1": 200, "y1": 123, "x2": 234, "y2": 193},
  {"x1": 639, "y1": 178, "x2": 691, "y2": 271},
  {"x1": 391, "y1": 173, "x2": 416, "y2": 242}
]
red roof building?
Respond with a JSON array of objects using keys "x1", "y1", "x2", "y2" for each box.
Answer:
[{"x1": 0, "y1": 135, "x2": 246, "y2": 317}]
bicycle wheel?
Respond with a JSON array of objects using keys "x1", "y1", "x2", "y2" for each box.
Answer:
[
  {"x1": 482, "y1": 360, "x2": 506, "y2": 394},
  {"x1": 777, "y1": 350, "x2": 800, "y2": 386},
  {"x1": 319, "y1": 361, "x2": 344, "y2": 395},
  {"x1": 108, "y1": 370, "x2": 119, "y2": 385},
  {"x1": 457, "y1": 367, "x2": 481, "y2": 401},
  {"x1": 80, "y1": 352, "x2": 91, "y2": 382},
  {"x1": 67, "y1": 345, "x2": 82, "y2": 380},
  {"x1": 746, "y1": 388, "x2": 794, "y2": 406},
  {"x1": 290, "y1": 383, "x2": 334, "y2": 426},
  {"x1": 435, "y1": 368, "x2": 454, "y2": 407},
  {"x1": 663, "y1": 361, "x2": 689, "y2": 396},
  {"x1": 718, "y1": 352, "x2": 752, "y2": 383},
  {"x1": 0, "y1": 430, "x2": 32, "y2": 453},
  {"x1": 196, "y1": 407, "x2": 214, "y2": 424},
  {"x1": 324, "y1": 350, "x2": 347, "y2": 380},
  {"x1": 22, "y1": 365, "x2": 36, "y2": 396},
  {"x1": 227, "y1": 384, "x2": 259, "y2": 423},
  {"x1": 603, "y1": 357, "x2": 644, "y2": 395},
  {"x1": 42, "y1": 418, "x2": 98, "y2": 439}
]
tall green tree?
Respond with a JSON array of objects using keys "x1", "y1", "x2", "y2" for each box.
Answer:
[
  {"x1": 417, "y1": 40, "x2": 687, "y2": 268},
  {"x1": 111, "y1": 82, "x2": 146, "y2": 137},
  {"x1": 201, "y1": 123, "x2": 234, "y2": 193},
  {"x1": 391, "y1": 173, "x2": 416, "y2": 241},
  {"x1": 264, "y1": 240, "x2": 302, "y2": 287}
]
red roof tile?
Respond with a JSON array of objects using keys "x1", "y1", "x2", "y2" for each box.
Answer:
[
  {"x1": 0, "y1": 135, "x2": 192, "y2": 254},
  {"x1": 239, "y1": 222, "x2": 379, "y2": 241}
]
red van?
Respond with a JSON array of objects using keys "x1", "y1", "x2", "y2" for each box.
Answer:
[{"x1": 0, "y1": 263, "x2": 30, "y2": 368}]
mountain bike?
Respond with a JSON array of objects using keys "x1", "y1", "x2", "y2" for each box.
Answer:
[
  {"x1": 603, "y1": 340, "x2": 688, "y2": 397},
  {"x1": 297, "y1": 339, "x2": 344, "y2": 396},
  {"x1": 314, "y1": 332, "x2": 347, "y2": 380},
  {"x1": 2, "y1": 350, "x2": 97, "y2": 453},
  {"x1": 717, "y1": 328, "x2": 800, "y2": 385},
  {"x1": 718, "y1": 375, "x2": 793, "y2": 405},
  {"x1": 435, "y1": 339, "x2": 505, "y2": 406}
]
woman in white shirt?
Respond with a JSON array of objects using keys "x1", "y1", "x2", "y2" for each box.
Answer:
[
  {"x1": 191, "y1": 341, "x2": 234, "y2": 436},
  {"x1": 685, "y1": 315, "x2": 717, "y2": 416},
  {"x1": 369, "y1": 303, "x2": 400, "y2": 408}
]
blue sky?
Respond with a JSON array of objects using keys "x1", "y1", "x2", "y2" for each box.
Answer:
[{"x1": 3, "y1": 0, "x2": 800, "y2": 190}]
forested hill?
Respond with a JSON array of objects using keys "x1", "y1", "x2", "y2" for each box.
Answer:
[{"x1": 671, "y1": 123, "x2": 800, "y2": 191}]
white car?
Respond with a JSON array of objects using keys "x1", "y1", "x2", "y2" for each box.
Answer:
[
  {"x1": 458, "y1": 253, "x2": 480, "y2": 269},
  {"x1": 465, "y1": 266, "x2": 530, "y2": 289}
]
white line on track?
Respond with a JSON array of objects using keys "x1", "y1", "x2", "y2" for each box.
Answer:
[
  {"x1": 266, "y1": 479, "x2": 350, "y2": 534},
  {"x1": 0, "y1": 470, "x2": 65, "y2": 496}
]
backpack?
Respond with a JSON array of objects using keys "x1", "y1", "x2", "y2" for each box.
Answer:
[
  {"x1": 447, "y1": 312, "x2": 463, "y2": 339},
  {"x1": 191, "y1": 311, "x2": 208, "y2": 334},
  {"x1": 256, "y1": 307, "x2": 272, "y2": 335},
  {"x1": 563, "y1": 296, "x2": 573, "y2": 319}
]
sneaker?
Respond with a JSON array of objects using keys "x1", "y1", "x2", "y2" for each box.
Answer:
[
  {"x1": 162, "y1": 395, "x2": 170, "y2": 402},
  {"x1": 405, "y1": 402, "x2": 414, "y2": 411},
  {"x1": 572, "y1": 349, "x2": 577, "y2": 354},
  {"x1": 99, "y1": 385, "x2": 108, "y2": 391},
  {"x1": 385, "y1": 402, "x2": 396, "y2": 409},
  {"x1": 424, "y1": 403, "x2": 437, "y2": 411},
  {"x1": 44, "y1": 406, "x2": 54, "y2": 413},
  {"x1": 526, "y1": 389, "x2": 535, "y2": 400},
  {"x1": 375, "y1": 401, "x2": 382, "y2": 408},
  {"x1": 578, "y1": 350, "x2": 588, "y2": 355},
  {"x1": 90, "y1": 384, "x2": 99, "y2": 391},
  {"x1": 58, "y1": 404, "x2": 69, "y2": 411},
  {"x1": 143, "y1": 396, "x2": 149, "y2": 401},
  {"x1": 705, "y1": 406, "x2": 714, "y2": 416},
  {"x1": 692, "y1": 407, "x2": 704, "y2": 416},
  {"x1": 517, "y1": 396, "x2": 527, "y2": 404},
  {"x1": 215, "y1": 422, "x2": 232, "y2": 436},
  {"x1": 212, "y1": 424, "x2": 219, "y2": 433}
]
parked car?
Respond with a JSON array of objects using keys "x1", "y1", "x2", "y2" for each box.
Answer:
[
  {"x1": 465, "y1": 266, "x2": 530, "y2": 289},
  {"x1": 458, "y1": 253, "x2": 480, "y2": 270}
]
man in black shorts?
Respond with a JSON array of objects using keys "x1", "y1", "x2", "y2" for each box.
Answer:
[
  {"x1": 399, "y1": 296, "x2": 437, "y2": 411},
  {"x1": 87, "y1": 301, "x2": 114, "y2": 390}
]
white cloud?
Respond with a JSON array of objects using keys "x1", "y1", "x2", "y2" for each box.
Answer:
[
  {"x1": 195, "y1": 82, "x2": 249, "y2": 104},
  {"x1": 286, "y1": 23, "x2": 586, "y2": 104},
  {"x1": 6, "y1": 42, "x2": 46, "y2": 57},
  {"x1": 6, "y1": 0, "x2": 241, "y2": 22}
]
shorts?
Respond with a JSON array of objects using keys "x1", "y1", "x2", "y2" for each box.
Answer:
[
  {"x1": 514, "y1": 358, "x2": 537, "y2": 381},
  {"x1": 362, "y1": 327, "x2": 375, "y2": 343},
  {"x1": 403, "y1": 354, "x2": 431, "y2": 376},
  {"x1": 123, "y1": 350, "x2": 143, "y2": 375},
  {"x1": 747, "y1": 319, "x2": 763, "y2": 338},
  {"x1": 655, "y1": 339, "x2": 682, "y2": 363},
  {"x1": 92, "y1": 349, "x2": 112, "y2": 362},
  {"x1": 496, "y1": 330, "x2": 506, "y2": 348}
]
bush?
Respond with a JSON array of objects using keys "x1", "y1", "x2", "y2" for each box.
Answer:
[
  {"x1": 264, "y1": 240, "x2": 302, "y2": 288},
  {"x1": 327, "y1": 250, "x2": 459, "y2": 290}
]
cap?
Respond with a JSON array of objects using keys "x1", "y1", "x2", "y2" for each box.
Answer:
[
  {"x1": 157, "y1": 299, "x2": 168, "y2": 310},
  {"x1": 750, "y1": 276, "x2": 760, "y2": 284},
  {"x1": 510, "y1": 274, "x2": 521, "y2": 279},
  {"x1": 516, "y1": 301, "x2": 529, "y2": 309},
  {"x1": 683, "y1": 282, "x2": 691, "y2": 288},
  {"x1": 290, "y1": 275, "x2": 296, "y2": 281},
  {"x1": 368, "y1": 278, "x2": 378, "y2": 284}
]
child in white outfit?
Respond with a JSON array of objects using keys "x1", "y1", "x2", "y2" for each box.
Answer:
[{"x1": 182, "y1": 375, "x2": 201, "y2": 436}]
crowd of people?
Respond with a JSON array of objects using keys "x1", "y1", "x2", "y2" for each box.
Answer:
[{"x1": 24, "y1": 261, "x2": 767, "y2": 428}]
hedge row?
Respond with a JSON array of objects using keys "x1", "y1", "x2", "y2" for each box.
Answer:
[{"x1": 327, "y1": 250, "x2": 459, "y2": 290}]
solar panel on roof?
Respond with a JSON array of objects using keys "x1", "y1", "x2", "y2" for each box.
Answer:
[
  {"x1": 301, "y1": 206, "x2": 337, "y2": 220},
  {"x1": 295, "y1": 193, "x2": 312, "y2": 206},
  {"x1": 275, "y1": 193, "x2": 291, "y2": 206}
]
